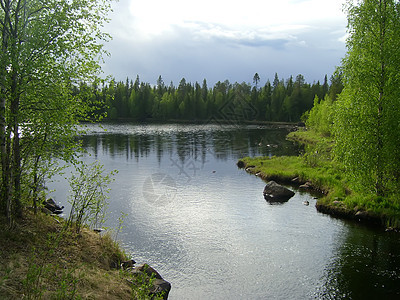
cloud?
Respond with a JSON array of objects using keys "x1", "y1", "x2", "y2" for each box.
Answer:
[
  {"x1": 101, "y1": 0, "x2": 347, "y2": 85},
  {"x1": 182, "y1": 21, "x2": 304, "y2": 49}
]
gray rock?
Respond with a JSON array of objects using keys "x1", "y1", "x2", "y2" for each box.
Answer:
[
  {"x1": 263, "y1": 181, "x2": 295, "y2": 202},
  {"x1": 150, "y1": 279, "x2": 172, "y2": 299},
  {"x1": 43, "y1": 198, "x2": 64, "y2": 214},
  {"x1": 121, "y1": 259, "x2": 136, "y2": 270},
  {"x1": 131, "y1": 264, "x2": 171, "y2": 299}
]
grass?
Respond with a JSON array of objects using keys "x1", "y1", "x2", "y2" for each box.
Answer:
[
  {"x1": 238, "y1": 129, "x2": 400, "y2": 229},
  {"x1": 239, "y1": 155, "x2": 347, "y2": 199},
  {"x1": 0, "y1": 210, "x2": 164, "y2": 299}
]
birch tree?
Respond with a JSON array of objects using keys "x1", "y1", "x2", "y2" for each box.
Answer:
[
  {"x1": 334, "y1": 0, "x2": 400, "y2": 196},
  {"x1": 0, "y1": 0, "x2": 112, "y2": 224}
]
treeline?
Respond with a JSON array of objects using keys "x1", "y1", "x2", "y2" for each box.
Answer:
[{"x1": 79, "y1": 73, "x2": 343, "y2": 123}]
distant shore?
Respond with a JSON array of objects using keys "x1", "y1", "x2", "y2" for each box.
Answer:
[{"x1": 94, "y1": 118, "x2": 302, "y2": 128}]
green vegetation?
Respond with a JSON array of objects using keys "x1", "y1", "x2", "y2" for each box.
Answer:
[
  {"x1": 0, "y1": 2, "x2": 168, "y2": 298},
  {"x1": 240, "y1": 129, "x2": 400, "y2": 228},
  {"x1": 66, "y1": 161, "x2": 116, "y2": 234},
  {"x1": 0, "y1": 211, "x2": 167, "y2": 299},
  {"x1": 334, "y1": 0, "x2": 400, "y2": 198},
  {"x1": 0, "y1": 211, "x2": 128, "y2": 299},
  {"x1": 78, "y1": 73, "x2": 343, "y2": 123},
  {"x1": 240, "y1": 0, "x2": 400, "y2": 229},
  {"x1": 0, "y1": 0, "x2": 112, "y2": 225}
]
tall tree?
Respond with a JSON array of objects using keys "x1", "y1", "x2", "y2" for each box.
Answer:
[
  {"x1": 334, "y1": 0, "x2": 400, "y2": 196},
  {"x1": 253, "y1": 72, "x2": 260, "y2": 89},
  {"x1": 0, "y1": 0, "x2": 112, "y2": 223}
]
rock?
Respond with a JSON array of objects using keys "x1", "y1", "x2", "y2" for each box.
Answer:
[
  {"x1": 291, "y1": 177, "x2": 300, "y2": 183},
  {"x1": 299, "y1": 182, "x2": 313, "y2": 190},
  {"x1": 131, "y1": 264, "x2": 171, "y2": 299},
  {"x1": 237, "y1": 160, "x2": 246, "y2": 168},
  {"x1": 263, "y1": 181, "x2": 295, "y2": 202},
  {"x1": 134, "y1": 264, "x2": 163, "y2": 279},
  {"x1": 302, "y1": 200, "x2": 309, "y2": 206},
  {"x1": 150, "y1": 279, "x2": 172, "y2": 298},
  {"x1": 121, "y1": 259, "x2": 136, "y2": 270},
  {"x1": 245, "y1": 165, "x2": 256, "y2": 172},
  {"x1": 43, "y1": 198, "x2": 64, "y2": 214}
]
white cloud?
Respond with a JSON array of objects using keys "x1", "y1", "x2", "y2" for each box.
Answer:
[
  {"x1": 102, "y1": 0, "x2": 348, "y2": 84},
  {"x1": 124, "y1": 0, "x2": 345, "y2": 35}
]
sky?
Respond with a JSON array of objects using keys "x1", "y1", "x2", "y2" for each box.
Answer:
[{"x1": 101, "y1": 0, "x2": 348, "y2": 86}]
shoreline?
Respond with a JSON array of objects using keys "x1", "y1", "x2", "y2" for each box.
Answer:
[
  {"x1": 237, "y1": 158, "x2": 399, "y2": 231},
  {"x1": 89, "y1": 118, "x2": 301, "y2": 128},
  {"x1": 0, "y1": 211, "x2": 171, "y2": 299}
]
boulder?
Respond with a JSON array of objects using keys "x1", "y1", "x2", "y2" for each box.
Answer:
[
  {"x1": 150, "y1": 279, "x2": 172, "y2": 298},
  {"x1": 43, "y1": 198, "x2": 64, "y2": 214},
  {"x1": 131, "y1": 264, "x2": 171, "y2": 299},
  {"x1": 263, "y1": 181, "x2": 295, "y2": 202},
  {"x1": 245, "y1": 165, "x2": 256, "y2": 172},
  {"x1": 237, "y1": 160, "x2": 246, "y2": 168},
  {"x1": 121, "y1": 259, "x2": 136, "y2": 270}
]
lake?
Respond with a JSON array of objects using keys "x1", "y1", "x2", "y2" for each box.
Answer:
[{"x1": 49, "y1": 123, "x2": 400, "y2": 299}]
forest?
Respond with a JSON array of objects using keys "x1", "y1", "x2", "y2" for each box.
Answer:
[
  {"x1": 1, "y1": 0, "x2": 400, "y2": 298},
  {"x1": 79, "y1": 73, "x2": 343, "y2": 123}
]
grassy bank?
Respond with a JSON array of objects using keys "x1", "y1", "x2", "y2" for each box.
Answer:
[
  {"x1": 238, "y1": 129, "x2": 400, "y2": 229},
  {"x1": 0, "y1": 210, "x2": 166, "y2": 299}
]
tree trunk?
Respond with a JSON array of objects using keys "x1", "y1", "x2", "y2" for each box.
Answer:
[
  {"x1": 375, "y1": 0, "x2": 386, "y2": 197},
  {"x1": 0, "y1": 0, "x2": 11, "y2": 219}
]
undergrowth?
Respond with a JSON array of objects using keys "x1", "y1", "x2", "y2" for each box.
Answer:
[{"x1": 0, "y1": 211, "x2": 162, "y2": 299}]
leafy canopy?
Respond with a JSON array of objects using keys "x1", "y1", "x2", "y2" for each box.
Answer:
[{"x1": 333, "y1": 0, "x2": 400, "y2": 196}]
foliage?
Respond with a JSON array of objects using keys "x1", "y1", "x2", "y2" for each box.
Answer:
[
  {"x1": 333, "y1": 0, "x2": 400, "y2": 196},
  {"x1": 0, "y1": 211, "x2": 135, "y2": 299},
  {"x1": 239, "y1": 155, "x2": 346, "y2": 199},
  {"x1": 241, "y1": 127, "x2": 400, "y2": 227},
  {"x1": 305, "y1": 95, "x2": 335, "y2": 136},
  {"x1": 114, "y1": 211, "x2": 128, "y2": 241},
  {"x1": 23, "y1": 250, "x2": 45, "y2": 300},
  {"x1": 66, "y1": 161, "x2": 116, "y2": 234},
  {"x1": 82, "y1": 72, "x2": 343, "y2": 123},
  {"x1": 130, "y1": 264, "x2": 165, "y2": 300},
  {"x1": 0, "y1": 0, "x2": 112, "y2": 224}
]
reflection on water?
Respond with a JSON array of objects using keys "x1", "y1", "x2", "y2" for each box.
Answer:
[
  {"x1": 80, "y1": 123, "x2": 299, "y2": 163},
  {"x1": 50, "y1": 123, "x2": 400, "y2": 299},
  {"x1": 315, "y1": 223, "x2": 400, "y2": 299}
]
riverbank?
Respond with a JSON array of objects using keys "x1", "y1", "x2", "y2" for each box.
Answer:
[
  {"x1": 0, "y1": 211, "x2": 170, "y2": 299},
  {"x1": 238, "y1": 130, "x2": 400, "y2": 230}
]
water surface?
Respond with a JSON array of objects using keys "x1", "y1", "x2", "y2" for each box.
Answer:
[{"x1": 50, "y1": 123, "x2": 400, "y2": 299}]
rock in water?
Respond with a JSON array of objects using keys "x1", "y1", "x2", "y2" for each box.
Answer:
[{"x1": 263, "y1": 181, "x2": 295, "y2": 202}]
